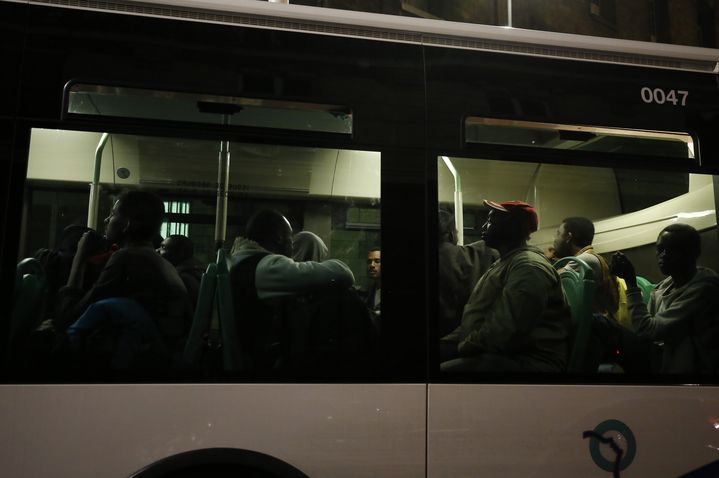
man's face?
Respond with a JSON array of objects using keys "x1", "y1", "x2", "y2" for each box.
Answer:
[
  {"x1": 480, "y1": 210, "x2": 515, "y2": 249},
  {"x1": 104, "y1": 200, "x2": 128, "y2": 245},
  {"x1": 552, "y1": 223, "x2": 572, "y2": 258},
  {"x1": 157, "y1": 238, "x2": 178, "y2": 265},
  {"x1": 367, "y1": 250, "x2": 381, "y2": 280},
  {"x1": 656, "y1": 231, "x2": 689, "y2": 276}
]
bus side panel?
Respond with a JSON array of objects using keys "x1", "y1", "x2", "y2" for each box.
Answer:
[
  {"x1": 18, "y1": 5, "x2": 426, "y2": 150},
  {"x1": 0, "y1": 384, "x2": 426, "y2": 478},
  {"x1": 1, "y1": 1, "x2": 29, "y2": 350},
  {"x1": 424, "y1": 47, "x2": 719, "y2": 171},
  {"x1": 428, "y1": 384, "x2": 719, "y2": 477}
]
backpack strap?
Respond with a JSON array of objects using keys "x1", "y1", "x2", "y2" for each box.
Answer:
[
  {"x1": 229, "y1": 252, "x2": 280, "y2": 372},
  {"x1": 231, "y1": 252, "x2": 270, "y2": 299}
]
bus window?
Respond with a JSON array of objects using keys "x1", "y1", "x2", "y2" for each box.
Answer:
[
  {"x1": 437, "y1": 155, "x2": 718, "y2": 377},
  {"x1": 10, "y1": 128, "x2": 380, "y2": 380},
  {"x1": 65, "y1": 83, "x2": 353, "y2": 135},
  {"x1": 465, "y1": 118, "x2": 696, "y2": 161}
]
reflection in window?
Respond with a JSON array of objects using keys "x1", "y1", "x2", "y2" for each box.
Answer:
[
  {"x1": 162, "y1": 201, "x2": 190, "y2": 237},
  {"x1": 309, "y1": 0, "x2": 715, "y2": 47}
]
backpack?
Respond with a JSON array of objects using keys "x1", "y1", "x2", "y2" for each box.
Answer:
[
  {"x1": 283, "y1": 287, "x2": 377, "y2": 378},
  {"x1": 230, "y1": 253, "x2": 377, "y2": 377}
]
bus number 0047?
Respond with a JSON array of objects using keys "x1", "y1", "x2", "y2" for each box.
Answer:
[{"x1": 641, "y1": 87, "x2": 688, "y2": 106}]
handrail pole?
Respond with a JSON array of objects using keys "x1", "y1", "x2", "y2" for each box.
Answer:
[
  {"x1": 441, "y1": 156, "x2": 464, "y2": 245},
  {"x1": 87, "y1": 133, "x2": 109, "y2": 230},
  {"x1": 215, "y1": 116, "x2": 230, "y2": 250}
]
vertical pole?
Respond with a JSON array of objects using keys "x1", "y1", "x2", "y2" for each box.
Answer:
[
  {"x1": 441, "y1": 156, "x2": 464, "y2": 245},
  {"x1": 713, "y1": 177, "x2": 719, "y2": 258},
  {"x1": 87, "y1": 132, "x2": 109, "y2": 230},
  {"x1": 507, "y1": 0, "x2": 512, "y2": 27},
  {"x1": 215, "y1": 117, "x2": 230, "y2": 250}
]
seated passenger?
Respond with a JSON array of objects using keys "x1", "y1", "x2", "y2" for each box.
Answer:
[
  {"x1": 231, "y1": 210, "x2": 354, "y2": 298},
  {"x1": 438, "y1": 209, "x2": 498, "y2": 337},
  {"x1": 552, "y1": 217, "x2": 621, "y2": 322},
  {"x1": 66, "y1": 297, "x2": 168, "y2": 371},
  {"x1": 55, "y1": 190, "x2": 190, "y2": 353},
  {"x1": 292, "y1": 231, "x2": 328, "y2": 262},
  {"x1": 34, "y1": 225, "x2": 109, "y2": 318},
  {"x1": 158, "y1": 234, "x2": 205, "y2": 308},
  {"x1": 441, "y1": 200, "x2": 571, "y2": 373},
  {"x1": 229, "y1": 209, "x2": 355, "y2": 371},
  {"x1": 611, "y1": 223, "x2": 719, "y2": 374}
]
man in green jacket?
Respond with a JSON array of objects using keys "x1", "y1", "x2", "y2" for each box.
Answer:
[
  {"x1": 441, "y1": 200, "x2": 571, "y2": 373},
  {"x1": 611, "y1": 223, "x2": 719, "y2": 374}
]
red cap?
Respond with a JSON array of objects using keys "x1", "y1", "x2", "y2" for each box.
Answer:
[{"x1": 483, "y1": 200, "x2": 539, "y2": 235}]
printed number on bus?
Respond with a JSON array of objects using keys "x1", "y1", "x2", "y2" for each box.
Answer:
[{"x1": 641, "y1": 87, "x2": 688, "y2": 106}]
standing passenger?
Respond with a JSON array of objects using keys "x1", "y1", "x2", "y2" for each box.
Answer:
[
  {"x1": 611, "y1": 223, "x2": 719, "y2": 373},
  {"x1": 441, "y1": 200, "x2": 571, "y2": 373},
  {"x1": 437, "y1": 209, "x2": 498, "y2": 337}
]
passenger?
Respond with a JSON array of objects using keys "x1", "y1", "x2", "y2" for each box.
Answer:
[
  {"x1": 365, "y1": 247, "x2": 381, "y2": 324},
  {"x1": 437, "y1": 209, "x2": 499, "y2": 337},
  {"x1": 611, "y1": 223, "x2": 719, "y2": 374},
  {"x1": 158, "y1": 234, "x2": 205, "y2": 308},
  {"x1": 231, "y1": 210, "x2": 354, "y2": 298},
  {"x1": 552, "y1": 217, "x2": 621, "y2": 321},
  {"x1": 54, "y1": 190, "x2": 191, "y2": 355},
  {"x1": 34, "y1": 225, "x2": 108, "y2": 318},
  {"x1": 292, "y1": 231, "x2": 328, "y2": 262},
  {"x1": 441, "y1": 200, "x2": 571, "y2": 373},
  {"x1": 229, "y1": 209, "x2": 355, "y2": 371}
]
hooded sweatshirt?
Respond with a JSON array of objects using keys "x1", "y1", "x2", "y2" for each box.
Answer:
[
  {"x1": 230, "y1": 236, "x2": 354, "y2": 300},
  {"x1": 627, "y1": 267, "x2": 719, "y2": 374},
  {"x1": 292, "y1": 231, "x2": 329, "y2": 263}
]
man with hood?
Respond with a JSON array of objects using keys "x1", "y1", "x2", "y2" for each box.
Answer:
[
  {"x1": 231, "y1": 210, "x2": 353, "y2": 300},
  {"x1": 611, "y1": 223, "x2": 719, "y2": 374},
  {"x1": 292, "y1": 231, "x2": 329, "y2": 263},
  {"x1": 229, "y1": 210, "x2": 354, "y2": 371}
]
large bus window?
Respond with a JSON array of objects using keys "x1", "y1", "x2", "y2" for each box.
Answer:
[
  {"x1": 437, "y1": 155, "x2": 718, "y2": 377},
  {"x1": 10, "y1": 128, "x2": 380, "y2": 380}
]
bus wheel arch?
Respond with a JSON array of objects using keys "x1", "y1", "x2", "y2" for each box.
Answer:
[{"x1": 129, "y1": 448, "x2": 310, "y2": 478}]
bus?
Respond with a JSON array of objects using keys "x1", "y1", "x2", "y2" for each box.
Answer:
[{"x1": 2, "y1": 0, "x2": 719, "y2": 476}]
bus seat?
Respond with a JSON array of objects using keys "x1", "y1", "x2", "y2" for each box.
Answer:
[
  {"x1": 635, "y1": 276, "x2": 655, "y2": 304},
  {"x1": 10, "y1": 258, "x2": 48, "y2": 345},
  {"x1": 182, "y1": 262, "x2": 217, "y2": 368},
  {"x1": 215, "y1": 248, "x2": 242, "y2": 371},
  {"x1": 553, "y1": 256, "x2": 596, "y2": 373},
  {"x1": 182, "y1": 249, "x2": 242, "y2": 372}
]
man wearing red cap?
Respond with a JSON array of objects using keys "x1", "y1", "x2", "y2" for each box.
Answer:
[{"x1": 441, "y1": 200, "x2": 571, "y2": 373}]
